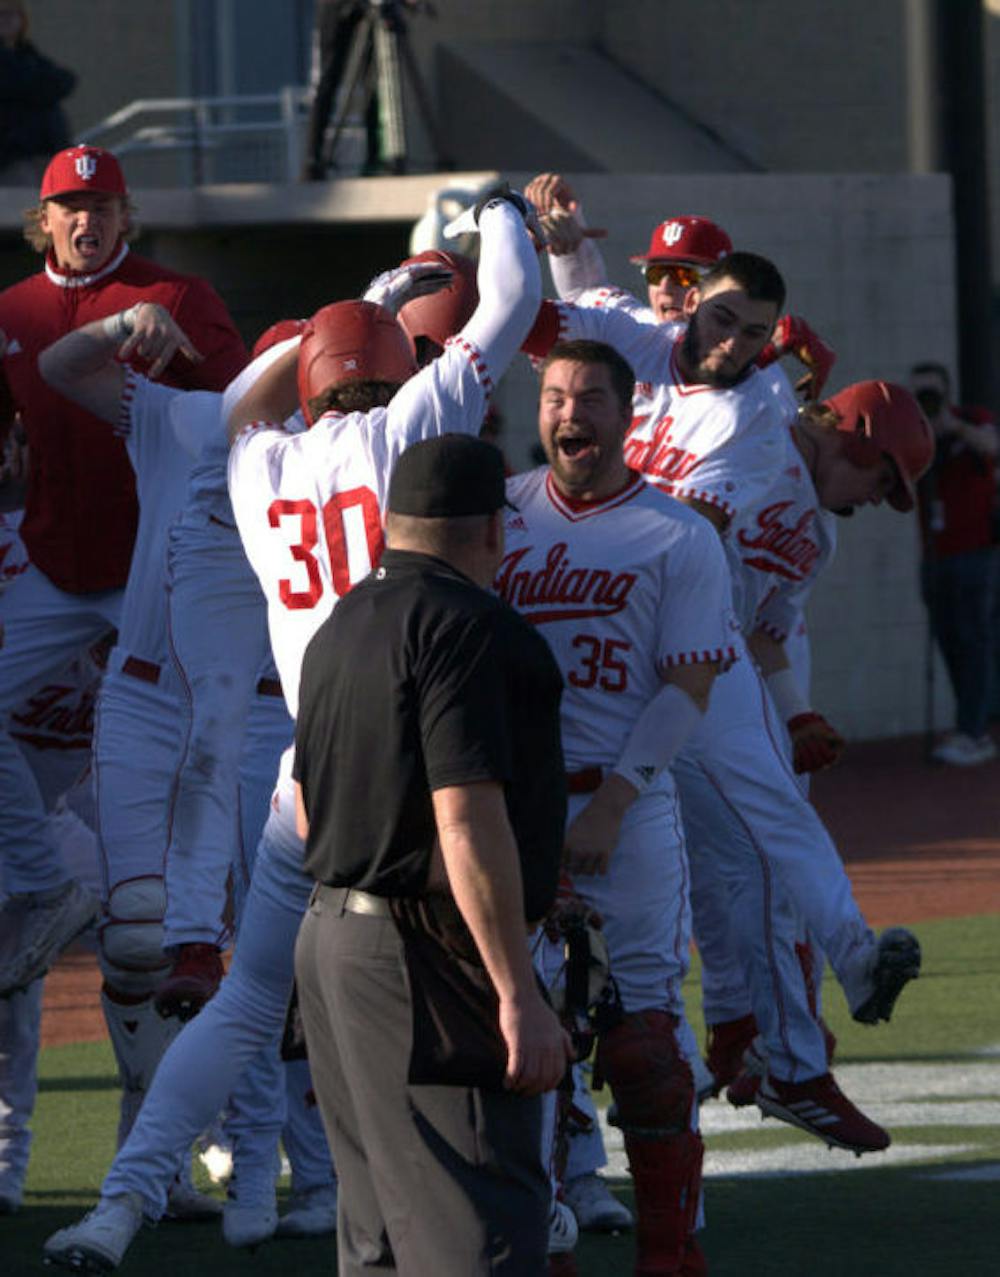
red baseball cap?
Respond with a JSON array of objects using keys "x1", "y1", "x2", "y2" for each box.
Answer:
[
  {"x1": 630, "y1": 216, "x2": 733, "y2": 267},
  {"x1": 40, "y1": 146, "x2": 128, "y2": 201},
  {"x1": 824, "y1": 380, "x2": 935, "y2": 512}
]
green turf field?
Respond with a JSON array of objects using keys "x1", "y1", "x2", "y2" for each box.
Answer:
[{"x1": 5, "y1": 913, "x2": 999, "y2": 1276}]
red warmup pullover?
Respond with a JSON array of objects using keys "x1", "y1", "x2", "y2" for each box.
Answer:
[{"x1": 0, "y1": 243, "x2": 248, "y2": 593}]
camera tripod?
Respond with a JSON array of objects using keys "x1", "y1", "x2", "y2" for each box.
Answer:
[{"x1": 323, "y1": 0, "x2": 451, "y2": 175}]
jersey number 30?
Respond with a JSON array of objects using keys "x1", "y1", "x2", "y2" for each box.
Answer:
[{"x1": 268, "y1": 489, "x2": 383, "y2": 609}]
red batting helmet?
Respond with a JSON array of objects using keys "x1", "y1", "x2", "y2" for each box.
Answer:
[
  {"x1": 297, "y1": 301, "x2": 417, "y2": 426},
  {"x1": 629, "y1": 216, "x2": 732, "y2": 267},
  {"x1": 40, "y1": 146, "x2": 128, "y2": 201},
  {"x1": 397, "y1": 250, "x2": 479, "y2": 351},
  {"x1": 824, "y1": 380, "x2": 934, "y2": 512},
  {"x1": 252, "y1": 318, "x2": 307, "y2": 360}
]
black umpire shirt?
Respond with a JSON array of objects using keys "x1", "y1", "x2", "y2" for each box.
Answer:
[{"x1": 293, "y1": 548, "x2": 567, "y2": 924}]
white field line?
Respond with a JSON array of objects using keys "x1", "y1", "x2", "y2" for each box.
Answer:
[{"x1": 596, "y1": 1059, "x2": 1000, "y2": 1181}]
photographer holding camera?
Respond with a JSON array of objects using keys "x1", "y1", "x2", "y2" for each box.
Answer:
[{"x1": 911, "y1": 361, "x2": 999, "y2": 766}]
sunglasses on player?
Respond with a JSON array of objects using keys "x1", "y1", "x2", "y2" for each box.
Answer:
[{"x1": 643, "y1": 263, "x2": 702, "y2": 290}]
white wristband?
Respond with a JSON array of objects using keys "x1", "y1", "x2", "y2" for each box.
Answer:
[
  {"x1": 612, "y1": 682, "x2": 703, "y2": 791},
  {"x1": 765, "y1": 667, "x2": 810, "y2": 722},
  {"x1": 102, "y1": 305, "x2": 139, "y2": 343}
]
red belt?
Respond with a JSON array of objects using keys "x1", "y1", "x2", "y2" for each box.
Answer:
[
  {"x1": 121, "y1": 655, "x2": 161, "y2": 685},
  {"x1": 566, "y1": 767, "x2": 603, "y2": 795},
  {"x1": 256, "y1": 677, "x2": 283, "y2": 698}
]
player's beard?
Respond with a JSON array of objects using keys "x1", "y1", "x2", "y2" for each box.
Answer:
[{"x1": 682, "y1": 313, "x2": 752, "y2": 389}]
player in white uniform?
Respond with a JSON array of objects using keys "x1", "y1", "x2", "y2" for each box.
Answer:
[
  {"x1": 42, "y1": 188, "x2": 544, "y2": 1273},
  {"x1": 685, "y1": 382, "x2": 933, "y2": 1121},
  {"x1": 0, "y1": 511, "x2": 102, "y2": 1216},
  {"x1": 522, "y1": 180, "x2": 847, "y2": 1102},
  {"x1": 499, "y1": 339, "x2": 738, "y2": 1277},
  {"x1": 523, "y1": 252, "x2": 924, "y2": 1148},
  {"x1": 154, "y1": 320, "x2": 306, "y2": 1020},
  {"x1": 38, "y1": 304, "x2": 230, "y2": 1217}
]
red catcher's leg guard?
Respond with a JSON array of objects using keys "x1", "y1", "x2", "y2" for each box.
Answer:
[
  {"x1": 596, "y1": 1010, "x2": 694, "y2": 1133},
  {"x1": 625, "y1": 1131, "x2": 704, "y2": 1276},
  {"x1": 596, "y1": 1012, "x2": 702, "y2": 1275}
]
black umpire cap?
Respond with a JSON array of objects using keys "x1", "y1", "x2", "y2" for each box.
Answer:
[{"x1": 387, "y1": 434, "x2": 513, "y2": 518}]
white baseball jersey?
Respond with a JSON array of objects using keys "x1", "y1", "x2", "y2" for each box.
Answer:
[
  {"x1": 545, "y1": 278, "x2": 800, "y2": 472},
  {"x1": 546, "y1": 303, "x2": 787, "y2": 524},
  {"x1": 115, "y1": 372, "x2": 217, "y2": 662},
  {"x1": 727, "y1": 425, "x2": 837, "y2": 636},
  {"x1": 498, "y1": 468, "x2": 738, "y2": 772},
  {"x1": 228, "y1": 339, "x2": 493, "y2": 719}
]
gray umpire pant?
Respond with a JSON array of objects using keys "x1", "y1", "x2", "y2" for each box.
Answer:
[{"x1": 294, "y1": 885, "x2": 549, "y2": 1277}]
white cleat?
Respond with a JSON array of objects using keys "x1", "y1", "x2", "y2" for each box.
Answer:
[
  {"x1": 547, "y1": 1197, "x2": 579, "y2": 1255},
  {"x1": 275, "y1": 1183, "x2": 338, "y2": 1237},
  {"x1": 223, "y1": 1197, "x2": 278, "y2": 1249},
  {"x1": 43, "y1": 1193, "x2": 144, "y2": 1273},
  {"x1": 563, "y1": 1171, "x2": 633, "y2": 1233},
  {"x1": 0, "y1": 880, "x2": 100, "y2": 996},
  {"x1": 164, "y1": 1174, "x2": 222, "y2": 1222}
]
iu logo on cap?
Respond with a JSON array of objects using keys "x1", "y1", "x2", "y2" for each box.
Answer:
[
  {"x1": 74, "y1": 153, "x2": 98, "y2": 182},
  {"x1": 659, "y1": 221, "x2": 684, "y2": 247}
]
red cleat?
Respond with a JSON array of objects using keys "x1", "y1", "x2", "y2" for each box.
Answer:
[
  {"x1": 757, "y1": 1071, "x2": 890, "y2": 1155},
  {"x1": 705, "y1": 1013, "x2": 757, "y2": 1096},
  {"x1": 154, "y1": 944, "x2": 224, "y2": 1021}
]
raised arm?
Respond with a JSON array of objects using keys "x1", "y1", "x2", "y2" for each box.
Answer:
[
  {"x1": 39, "y1": 301, "x2": 197, "y2": 423},
  {"x1": 225, "y1": 343, "x2": 300, "y2": 444},
  {"x1": 458, "y1": 195, "x2": 543, "y2": 381},
  {"x1": 524, "y1": 172, "x2": 611, "y2": 301}
]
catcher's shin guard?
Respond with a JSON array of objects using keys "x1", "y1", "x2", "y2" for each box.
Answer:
[
  {"x1": 596, "y1": 1011, "x2": 694, "y2": 1134},
  {"x1": 596, "y1": 1011, "x2": 702, "y2": 1275},
  {"x1": 624, "y1": 1131, "x2": 704, "y2": 1276}
]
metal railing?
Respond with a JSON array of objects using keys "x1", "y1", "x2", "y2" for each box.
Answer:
[{"x1": 77, "y1": 87, "x2": 362, "y2": 186}]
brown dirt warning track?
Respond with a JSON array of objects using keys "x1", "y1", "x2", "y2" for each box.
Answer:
[{"x1": 39, "y1": 732, "x2": 1000, "y2": 1049}]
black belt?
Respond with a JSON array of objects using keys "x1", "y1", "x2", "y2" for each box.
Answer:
[{"x1": 314, "y1": 884, "x2": 391, "y2": 918}]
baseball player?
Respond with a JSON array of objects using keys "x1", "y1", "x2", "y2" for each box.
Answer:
[
  {"x1": 521, "y1": 254, "x2": 924, "y2": 1149},
  {"x1": 0, "y1": 511, "x2": 100, "y2": 1217},
  {"x1": 154, "y1": 321, "x2": 306, "y2": 1022},
  {"x1": 681, "y1": 382, "x2": 934, "y2": 1137},
  {"x1": 524, "y1": 172, "x2": 835, "y2": 401},
  {"x1": 42, "y1": 187, "x2": 544, "y2": 1272},
  {"x1": 523, "y1": 177, "x2": 848, "y2": 1103},
  {"x1": 37, "y1": 301, "x2": 234, "y2": 1217},
  {"x1": 496, "y1": 337, "x2": 738, "y2": 1276},
  {"x1": 0, "y1": 144, "x2": 247, "y2": 999},
  {"x1": 154, "y1": 254, "x2": 481, "y2": 1021}
]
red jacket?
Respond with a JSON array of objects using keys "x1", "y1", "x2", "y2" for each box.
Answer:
[
  {"x1": 0, "y1": 244, "x2": 248, "y2": 592},
  {"x1": 917, "y1": 405, "x2": 997, "y2": 559}
]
